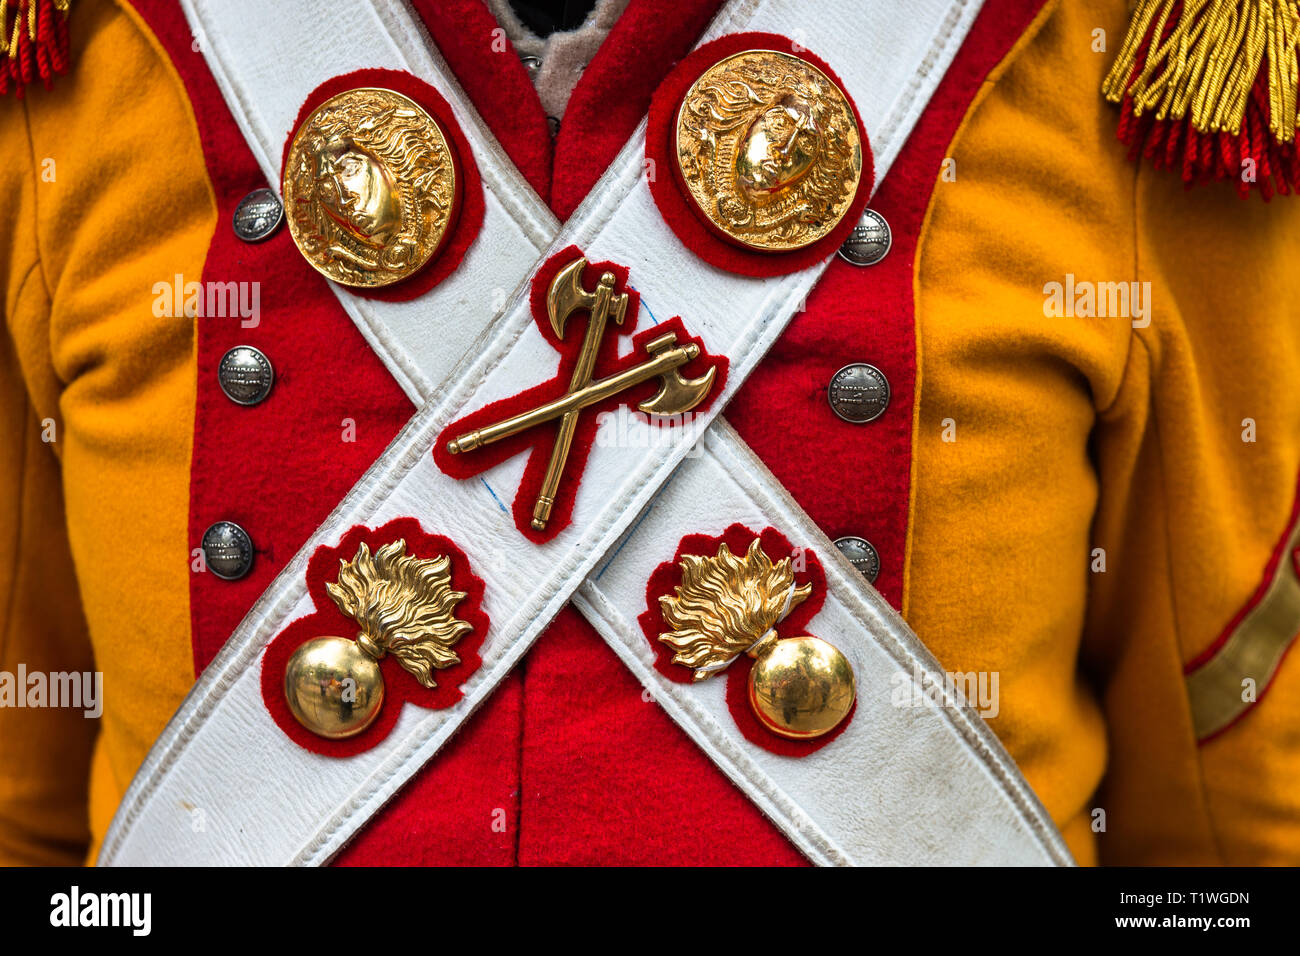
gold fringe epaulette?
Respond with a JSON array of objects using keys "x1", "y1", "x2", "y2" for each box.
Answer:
[
  {"x1": 0, "y1": 0, "x2": 71, "y2": 98},
  {"x1": 1103, "y1": 0, "x2": 1300, "y2": 198}
]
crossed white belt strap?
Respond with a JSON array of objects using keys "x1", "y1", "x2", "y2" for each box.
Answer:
[{"x1": 99, "y1": 0, "x2": 1072, "y2": 866}]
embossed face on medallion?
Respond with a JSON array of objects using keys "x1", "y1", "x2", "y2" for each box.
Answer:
[
  {"x1": 283, "y1": 539, "x2": 474, "y2": 740},
  {"x1": 675, "y1": 50, "x2": 861, "y2": 251},
  {"x1": 317, "y1": 146, "x2": 402, "y2": 247},
  {"x1": 284, "y1": 88, "x2": 457, "y2": 288},
  {"x1": 736, "y1": 94, "x2": 819, "y2": 198}
]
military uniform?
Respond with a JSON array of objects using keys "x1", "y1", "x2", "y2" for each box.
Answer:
[{"x1": 1, "y1": 0, "x2": 1298, "y2": 866}]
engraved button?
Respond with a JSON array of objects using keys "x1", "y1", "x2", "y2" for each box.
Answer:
[
  {"x1": 202, "y1": 521, "x2": 254, "y2": 581},
  {"x1": 828, "y1": 362, "x2": 890, "y2": 423},
  {"x1": 217, "y1": 346, "x2": 274, "y2": 406},
  {"x1": 834, "y1": 535, "x2": 880, "y2": 583},
  {"x1": 838, "y1": 209, "x2": 891, "y2": 266},
  {"x1": 232, "y1": 187, "x2": 284, "y2": 242}
]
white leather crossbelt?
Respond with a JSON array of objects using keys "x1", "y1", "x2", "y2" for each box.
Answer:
[{"x1": 100, "y1": 0, "x2": 1073, "y2": 867}]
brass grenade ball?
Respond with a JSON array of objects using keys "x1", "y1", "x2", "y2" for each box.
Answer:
[
  {"x1": 284, "y1": 636, "x2": 385, "y2": 739},
  {"x1": 660, "y1": 538, "x2": 856, "y2": 741},
  {"x1": 281, "y1": 540, "x2": 475, "y2": 740},
  {"x1": 745, "y1": 631, "x2": 855, "y2": 740}
]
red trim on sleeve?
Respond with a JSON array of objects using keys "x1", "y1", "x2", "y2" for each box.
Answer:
[{"x1": 1187, "y1": 471, "x2": 1300, "y2": 744}]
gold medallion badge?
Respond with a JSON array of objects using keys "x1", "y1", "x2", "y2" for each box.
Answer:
[
  {"x1": 283, "y1": 88, "x2": 458, "y2": 288},
  {"x1": 284, "y1": 540, "x2": 472, "y2": 739},
  {"x1": 674, "y1": 50, "x2": 862, "y2": 252},
  {"x1": 659, "y1": 538, "x2": 855, "y2": 740}
]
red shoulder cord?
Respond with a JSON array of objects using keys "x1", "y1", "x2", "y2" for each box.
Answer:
[
  {"x1": 0, "y1": 0, "x2": 71, "y2": 98},
  {"x1": 1103, "y1": 0, "x2": 1300, "y2": 200}
]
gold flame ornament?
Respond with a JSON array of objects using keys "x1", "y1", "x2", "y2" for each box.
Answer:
[
  {"x1": 284, "y1": 540, "x2": 473, "y2": 739},
  {"x1": 675, "y1": 49, "x2": 862, "y2": 251},
  {"x1": 659, "y1": 538, "x2": 855, "y2": 740}
]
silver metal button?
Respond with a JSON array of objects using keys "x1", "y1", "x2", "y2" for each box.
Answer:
[
  {"x1": 834, "y1": 536, "x2": 880, "y2": 583},
  {"x1": 838, "y1": 208, "x2": 891, "y2": 266},
  {"x1": 520, "y1": 54, "x2": 542, "y2": 71},
  {"x1": 218, "y1": 346, "x2": 274, "y2": 406},
  {"x1": 202, "y1": 521, "x2": 254, "y2": 581},
  {"x1": 828, "y1": 363, "x2": 890, "y2": 423},
  {"x1": 232, "y1": 187, "x2": 283, "y2": 242}
]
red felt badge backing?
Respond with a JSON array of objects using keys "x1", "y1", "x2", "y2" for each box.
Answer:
[
  {"x1": 260, "y1": 518, "x2": 489, "y2": 757},
  {"x1": 433, "y1": 244, "x2": 729, "y2": 543},
  {"x1": 645, "y1": 32, "x2": 875, "y2": 277},
  {"x1": 639, "y1": 523, "x2": 853, "y2": 756},
  {"x1": 281, "y1": 68, "x2": 485, "y2": 303}
]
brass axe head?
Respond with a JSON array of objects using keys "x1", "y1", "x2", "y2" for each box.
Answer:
[
  {"x1": 546, "y1": 256, "x2": 628, "y2": 339},
  {"x1": 637, "y1": 333, "x2": 717, "y2": 416}
]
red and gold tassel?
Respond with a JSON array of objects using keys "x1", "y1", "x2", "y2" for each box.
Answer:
[
  {"x1": 0, "y1": 0, "x2": 71, "y2": 98},
  {"x1": 1103, "y1": 0, "x2": 1300, "y2": 199}
]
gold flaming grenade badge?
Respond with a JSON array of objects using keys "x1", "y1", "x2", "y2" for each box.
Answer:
[
  {"x1": 283, "y1": 88, "x2": 457, "y2": 288},
  {"x1": 660, "y1": 538, "x2": 855, "y2": 740},
  {"x1": 284, "y1": 540, "x2": 472, "y2": 739},
  {"x1": 675, "y1": 50, "x2": 862, "y2": 252}
]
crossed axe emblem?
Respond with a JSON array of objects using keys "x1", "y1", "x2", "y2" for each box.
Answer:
[{"x1": 447, "y1": 256, "x2": 717, "y2": 531}]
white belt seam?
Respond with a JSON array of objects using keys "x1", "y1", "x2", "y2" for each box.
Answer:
[{"x1": 871, "y1": 0, "x2": 968, "y2": 174}]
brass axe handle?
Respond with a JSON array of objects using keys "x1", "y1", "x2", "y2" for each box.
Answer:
[
  {"x1": 446, "y1": 338, "x2": 700, "y2": 455},
  {"x1": 532, "y1": 272, "x2": 621, "y2": 529}
]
